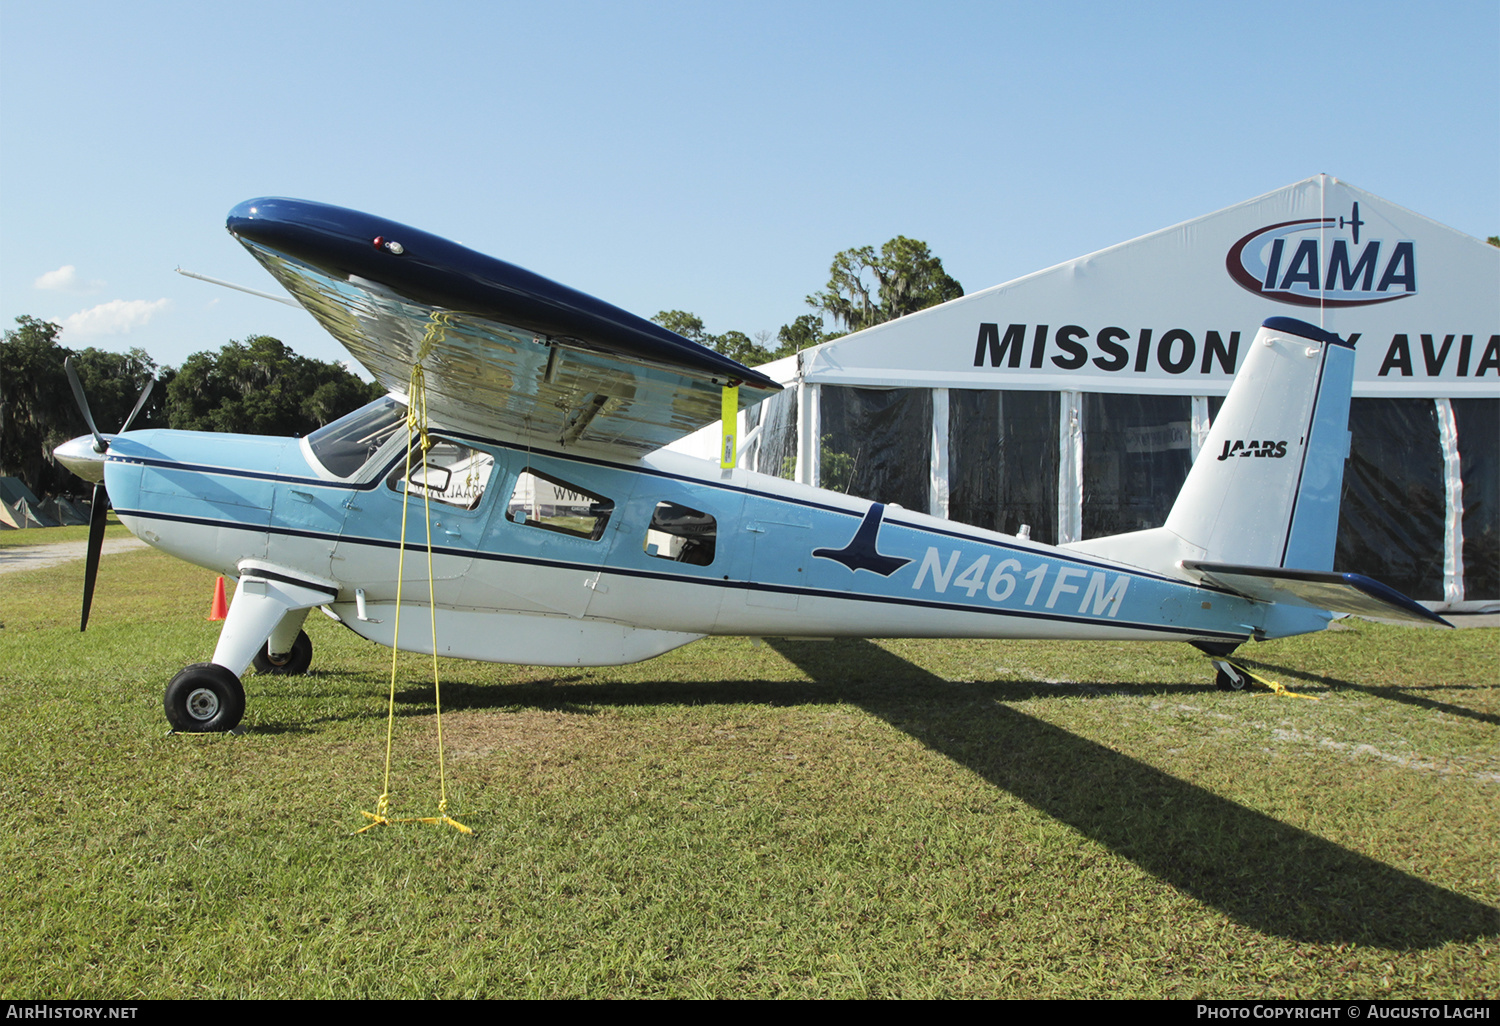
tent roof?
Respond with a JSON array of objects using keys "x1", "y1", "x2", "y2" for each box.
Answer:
[{"x1": 795, "y1": 176, "x2": 1498, "y2": 398}]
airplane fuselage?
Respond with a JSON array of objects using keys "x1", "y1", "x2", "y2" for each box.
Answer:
[
  {"x1": 102, "y1": 411, "x2": 1329, "y2": 669},
  {"x1": 51, "y1": 197, "x2": 1440, "y2": 734}
]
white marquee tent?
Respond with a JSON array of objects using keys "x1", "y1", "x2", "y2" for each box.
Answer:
[{"x1": 689, "y1": 176, "x2": 1498, "y2": 609}]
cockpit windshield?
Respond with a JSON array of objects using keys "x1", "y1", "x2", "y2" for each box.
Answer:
[{"x1": 305, "y1": 396, "x2": 407, "y2": 478}]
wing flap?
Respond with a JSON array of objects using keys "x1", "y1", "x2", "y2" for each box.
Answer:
[{"x1": 1182, "y1": 561, "x2": 1452, "y2": 627}]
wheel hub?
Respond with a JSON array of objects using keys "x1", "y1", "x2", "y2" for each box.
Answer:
[{"x1": 185, "y1": 687, "x2": 221, "y2": 721}]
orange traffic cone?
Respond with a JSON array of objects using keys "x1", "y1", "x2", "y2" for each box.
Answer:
[{"x1": 209, "y1": 576, "x2": 228, "y2": 621}]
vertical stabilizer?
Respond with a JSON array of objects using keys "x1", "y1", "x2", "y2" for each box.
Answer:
[
  {"x1": 1168, "y1": 317, "x2": 1353, "y2": 570},
  {"x1": 1065, "y1": 317, "x2": 1355, "y2": 573}
]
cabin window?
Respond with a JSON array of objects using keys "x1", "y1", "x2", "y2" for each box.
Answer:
[
  {"x1": 644, "y1": 501, "x2": 716, "y2": 566},
  {"x1": 306, "y1": 396, "x2": 406, "y2": 478},
  {"x1": 386, "y1": 438, "x2": 494, "y2": 510},
  {"x1": 507, "y1": 469, "x2": 613, "y2": 540}
]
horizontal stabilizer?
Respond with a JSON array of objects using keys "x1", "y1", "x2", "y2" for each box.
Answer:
[{"x1": 1182, "y1": 561, "x2": 1451, "y2": 627}]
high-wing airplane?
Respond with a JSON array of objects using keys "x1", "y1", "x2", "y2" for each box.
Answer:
[{"x1": 54, "y1": 198, "x2": 1448, "y2": 733}]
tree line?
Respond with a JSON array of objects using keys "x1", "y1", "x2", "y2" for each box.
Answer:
[
  {"x1": 1, "y1": 234, "x2": 962, "y2": 499},
  {"x1": 655, "y1": 235, "x2": 962, "y2": 365},
  {"x1": 0, "y1": 317, "x2": 382, "y2": 498}
]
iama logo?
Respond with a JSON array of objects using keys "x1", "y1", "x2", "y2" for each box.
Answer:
[{"x1": 1226, "y1": 202, "x2": 1416, "y2": 308}]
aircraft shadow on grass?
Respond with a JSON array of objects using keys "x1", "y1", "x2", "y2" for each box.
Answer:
[
  {"x1": 375, "y1": 637, "x2": 1497, "y2": 951},
  {"x1": 773, "y1": 639, "x2": 1498, "y2": 951}
]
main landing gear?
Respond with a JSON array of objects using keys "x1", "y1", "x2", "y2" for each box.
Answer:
[
  {"x1": 1191, "y1": 641, "x2": 1250, "y2": 693},
  {"x1": 1212, "y1": 659, "x2": 1250, "y2": 691},
  {"x1": 164, "y1": 663, "x2": 246, "y2": 733},
  {"x1": 163, "y1": 629, "x2": 314, "y2": 733},
  {"x1": 253, "y1": 630, "x2": 313, "y2": 676},
  {"x1": 163, "y1": 564, "x2": 335, "y2": 733}
]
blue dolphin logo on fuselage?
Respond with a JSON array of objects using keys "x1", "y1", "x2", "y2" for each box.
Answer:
[{"x1": 812, "y1": 503, "x2": 913, "y2": 577}]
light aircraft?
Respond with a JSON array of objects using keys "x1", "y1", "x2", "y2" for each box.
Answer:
[{"x1": 54, "y1": 198, "x2": 1448, "y2": 733}]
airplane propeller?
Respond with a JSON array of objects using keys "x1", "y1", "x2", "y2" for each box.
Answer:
[{"x1": 58, "y1": 357, "x2": 155, "y2": 631}]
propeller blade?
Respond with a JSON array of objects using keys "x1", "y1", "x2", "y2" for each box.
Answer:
[
  {"x1": 118, "y1": 377, "x2": 156, "y2": 433},
  {"x1": 80, "y1": 482, "x2": 109, "y2": 632},
  {"x1": 61, "y1": 360, "x2": 144, "y2": 631},
  {"x1": 63, "y1": 357, "x2": 107, "y2": 453}
]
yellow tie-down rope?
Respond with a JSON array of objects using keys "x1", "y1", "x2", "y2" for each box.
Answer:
[
  {"x1": 357, "y1": 353, "x2": 472, "y2": 835},
  {"x1": 1209, "y1": 657, "x2": 1320, "y2": 700}
]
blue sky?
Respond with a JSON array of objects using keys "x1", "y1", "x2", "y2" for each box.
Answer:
[{"x1": 2, "y1": 0, "x2": 1496, "y2": 372}]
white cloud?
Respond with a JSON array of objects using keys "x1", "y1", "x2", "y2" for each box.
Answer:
[
  {"x1": 62, "y1": 298, "x2": 170, "y2": 337},
  {"x1": 35, "y1": 265, "x2": 103, "y2": 292}
]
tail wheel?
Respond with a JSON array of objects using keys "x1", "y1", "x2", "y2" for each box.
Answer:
[
  {"x1": 253, "y1": 630, "x2": 313, "y2": 676},
  {"x1": 165, "y1": 663, "x2": 245, "y2": 733},
  {"x1": 1213, "y1": 660, "x2": 1249, "y2": 692}
]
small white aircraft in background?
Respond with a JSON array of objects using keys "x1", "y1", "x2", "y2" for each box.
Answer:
[{"x1": 54, "y1": 198, "x2": 1447, "y2": 732}]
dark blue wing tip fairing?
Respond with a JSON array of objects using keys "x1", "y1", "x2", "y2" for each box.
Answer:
[
  {"x1": 1262, "y1": 316, "x2": 1354, "y2": 349},
  {"x1": 226, "y1": 198, "x2": 781, "y2": 393},
  {"x1": 1340, "y1": 572, "x2": 1454, "y2": 627}
]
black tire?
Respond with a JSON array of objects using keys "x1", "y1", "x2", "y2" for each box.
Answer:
[
  {"x1": 164, "y1": 663, "x2": 245, "y2": 733},
  {"x1": 1214, "y1": 662, "x2": 1249, "y2": 692},
  {"x1": 253, "y1": 630, "x2": 313, "y2": 676}
]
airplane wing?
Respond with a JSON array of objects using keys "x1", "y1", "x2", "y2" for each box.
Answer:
[
  {"x1": 1181, "y1": 561, "x2": 1452, "y2": 627},
  {"x1": 226, "y1": 198, "x2": 781, "y2": 459}
]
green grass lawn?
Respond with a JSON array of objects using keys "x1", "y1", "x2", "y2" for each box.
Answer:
[{"x1": 0, "y1": 547, "x2": 1495, "y2": 998}]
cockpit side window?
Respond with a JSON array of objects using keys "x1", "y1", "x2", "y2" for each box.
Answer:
[
  {"x1": 306, "y1": 397, "x2": 407, "y2": 479},
  {"x1": 644, "y1": 501, "x2": 716, "y2": 566},
  {"x1": 507, "y1": 469, "x2": 613, "y2": 540},
  {"x1": 386, "y1": 438, "x2": 494, "y2": 511}
]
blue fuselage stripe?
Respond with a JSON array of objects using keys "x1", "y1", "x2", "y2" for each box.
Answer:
[{"x1": 113, "y1": 506, "x2": 1247, "y2": 643}]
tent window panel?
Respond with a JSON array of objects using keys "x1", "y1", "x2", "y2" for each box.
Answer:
[
  {"x1": 754, "y1": 385, "x2": 800, "y2": 480},
  {"x1": 1081, "y1": 394, "x2": 1193, "y2": 539},
  {"x1": 818, "y1": 386, "x2": 931, "y2": 510},
  {"x1": 1334, "y1": 399, "x2": 1443, "y2": 599},
  {"x1": 949, "y1": 390, "x2": 1059, "y2": 544},
  {"x1": 507, "y1": 469, "x2": 614, "y2": 541},
  {"x1": 1452, "y1": 398, "x2": 1497, "y2": 601},
  {"x1": 644, "y1": 501, "x2": 717, "y2": 566},
  {"x1": 738, "y1": 400, "x2": 762, "y2": 471}
]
